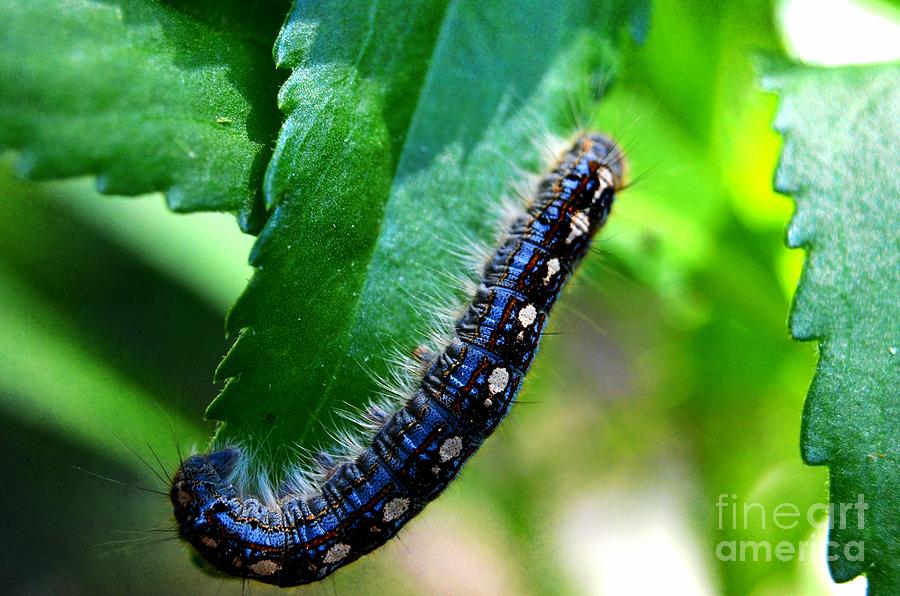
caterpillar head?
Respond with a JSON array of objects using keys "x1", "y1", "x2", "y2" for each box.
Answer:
[
  {"x1": 170, "y1": 448, "x2": 241, "y2": 522},
  {"x1": 566, "y1": 133, "x2": 624, "y2": 216},
  {"x1": 585, "y1": 132, "x2": 625, "y2": 190}
]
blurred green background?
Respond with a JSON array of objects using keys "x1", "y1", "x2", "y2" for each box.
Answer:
[{"x1": 1, "y1": 0, "x2": 896, "y2": 594}]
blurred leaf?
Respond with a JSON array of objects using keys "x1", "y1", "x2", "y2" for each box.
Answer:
[
  {"x1": 623, "y1": 0, "x2": 723, "y2": 143},
  {"x1": 0, "y1": 0, "x2": 287, "y2": 227},
  {"x1": 624, "y1": 0, "x2": 789, "y2": 229},
  {"x1": 593, "y1": 86, "x2": 724, "y2": 321},
  {"x1": 210, "y1": 0, "x2": 646, "y2": 473},
  {"x1": 0, "y1": 158, "x2": 245, "y2": 409},
  {"x1": 59, "y1": 183, "x2": 254, "y2": 314},
  {"x1": 0, "y1": 265, "x2": 203, "y2": 472},
  {"x1": 764, "y1": 62, "x2": 900, "y2": 593}
]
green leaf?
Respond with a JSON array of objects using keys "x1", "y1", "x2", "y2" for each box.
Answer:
[
  {"x1": 0, "y1": 0, "x2": 288, "y2": 227},
  {"x1": 209, "y1": 0, "x2": 646, "y2": 474},
  {"x1": 764, "y1": 62, "x2": 900, "y2": 593}
]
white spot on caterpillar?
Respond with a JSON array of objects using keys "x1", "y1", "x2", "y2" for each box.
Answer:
[
  {"x1": 518, "y1": 304, "x2": 537, "y2": 327},
  {"x1": 250, "y1": 559, "x2": 280, "y2": 576},
  {"x1": 597, "y1": 167, "x2": 614, "y2": 191},
  {"x1": 543, "y1": 257, "x2": 560, "y2": 285},
  {"x1": 565, "y1": 211, "x2": 591, "y2": 244},
  {"x1": 439, "y1": 436, "x2": 463, "y2": 462},
  {"x1": 488, "y1": 367, "x2": 509, "y2": 394},
  {"x1": 383, "y1": 497, "x2": 410, "y2": 522},
  {"x1": 323, "y1": 543, "x2": 351, "y2": 564}
]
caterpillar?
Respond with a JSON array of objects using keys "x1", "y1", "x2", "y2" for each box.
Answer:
[{"x1": 170, "y1": 133, "x2": 625, "y2": 587}]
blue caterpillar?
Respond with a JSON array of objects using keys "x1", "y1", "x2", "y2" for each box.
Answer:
[{"x1": 171, "y1": 133, "x2": 624, "y2": 586}]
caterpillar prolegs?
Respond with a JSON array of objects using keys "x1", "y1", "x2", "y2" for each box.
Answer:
[{"x1": 171, "y1": 133, "x2": 625, "y2": 587}]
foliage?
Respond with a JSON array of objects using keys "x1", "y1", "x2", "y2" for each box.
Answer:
[
  {"x1": 765, "y1": 61, "x2": 900, "y2": 593},
  {"x1": 0, "y1": 0, "x2": 288, "y2": 227}
]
